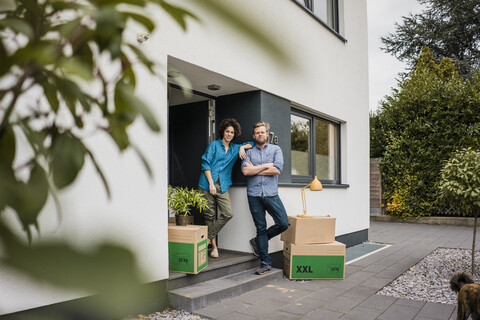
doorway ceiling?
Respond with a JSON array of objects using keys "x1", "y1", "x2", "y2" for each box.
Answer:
[{"x1": 167, "y1": 56, "x2": 258, "y2": 106}]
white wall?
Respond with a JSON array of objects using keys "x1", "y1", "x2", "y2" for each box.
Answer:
[{"x1": 1, "y1": 0, "x2": 368, "y2": 315}]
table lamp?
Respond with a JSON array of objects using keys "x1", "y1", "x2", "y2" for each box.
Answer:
[{"x1": 298, "y1": 176, "x2": 323, "y2": 218}]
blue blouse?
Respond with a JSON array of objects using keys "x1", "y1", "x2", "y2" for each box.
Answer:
[{"x1": 199, "y1": 139, "x2": 254, "y2": 194}]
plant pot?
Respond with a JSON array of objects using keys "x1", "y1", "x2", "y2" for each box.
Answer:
[{"x1": 175, "y1": 214, "x2": 194, "y2": 226}]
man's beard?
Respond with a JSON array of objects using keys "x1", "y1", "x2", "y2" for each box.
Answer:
[{"x1": 254, "y1": 136, "x2": 268, "y2": 145}]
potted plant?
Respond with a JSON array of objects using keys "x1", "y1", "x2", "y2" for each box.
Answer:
[{"x1": 168, "y1": 185, "x2": 209, "y2": 226}]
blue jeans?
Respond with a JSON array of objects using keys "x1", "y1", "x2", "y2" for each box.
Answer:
[{"x1": 247, "y1": 195, "x2": 289, "y2": 266}]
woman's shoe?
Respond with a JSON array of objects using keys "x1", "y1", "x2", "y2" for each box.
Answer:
[{"x1": 210, "y1": 248, "x2": 219, "y2": 258}]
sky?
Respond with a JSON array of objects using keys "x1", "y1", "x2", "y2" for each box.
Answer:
[{"x1": 367, "y1": 0, "x2": 425, "y2": 112}]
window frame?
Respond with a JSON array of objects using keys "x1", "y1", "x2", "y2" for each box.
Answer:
[
  {"x1": 291, "y1": 0, "x2": 346, "y2": 43},
  {"x1": 291, "y1": 109, "x2": 341, "y2": 185}
]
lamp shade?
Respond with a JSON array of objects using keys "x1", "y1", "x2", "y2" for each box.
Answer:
[{"x1": 309, "y1": 176, "x2": 323, "y2": 191}]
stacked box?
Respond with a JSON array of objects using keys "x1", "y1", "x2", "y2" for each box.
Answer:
[
  {"x1": 281, "y1": 216, "x2": 345, "y2": 280},
  {"x1": 168, "y1": 224, "x2": 208, "y2": 274},
  {"x1": 281, "y1": 216, "x2": 335, "y2": 244},
  {"x1": 283, "y1": 241, "x2": 345, "y2": 279}
]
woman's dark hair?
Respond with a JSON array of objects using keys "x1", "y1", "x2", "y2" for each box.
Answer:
[{"x1": 219, "y1": 118, "x2": 241, "y2": 139}]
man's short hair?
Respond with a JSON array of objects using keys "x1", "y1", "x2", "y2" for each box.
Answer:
[{"x1": 253, "y1": 121, "x2": 270, "y2": 133}]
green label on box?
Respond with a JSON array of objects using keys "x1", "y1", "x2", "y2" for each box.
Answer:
[
  {"x1": 291, "y1": 255, "x2": 344, "y2": 279},
  {"x1": 169, "y1": 242, "x2": 194, "y2": 273},
  {"x1": 169, "y1": 239, "x2": 208, "y2": 273}
]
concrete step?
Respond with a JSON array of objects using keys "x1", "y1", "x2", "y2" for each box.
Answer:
[
  {"x1": 169, "y1": 267, "x2": 283, "y2": 312},
  {"x1": 167, "y1": 249, "x2": 259, "y2": 291}
]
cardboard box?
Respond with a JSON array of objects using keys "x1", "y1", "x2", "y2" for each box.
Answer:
[
  {"x1": 168, "y1": 224, "x2": 208, "y2": 274},
  {"x1": 280, "y1": 216, "x2": 335, "y2": 244},
  {"x1": 283, "y1": 241, "x2": 345, "y2": 280}
]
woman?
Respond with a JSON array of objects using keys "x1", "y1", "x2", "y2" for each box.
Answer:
[{"x1": 198, "y1": 118, "x2": 253, "y2": 258}]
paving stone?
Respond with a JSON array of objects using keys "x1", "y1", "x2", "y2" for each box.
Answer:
[
  {"x1": 235, "y1": 299, "x2": 286, "y2": 317},
  {"x1": 341, "y1": 285, "x2": 379, "y2": 299},
  {"x1": 300, "y1": 308, "x2": 344, "y2": 320},
  {"x1": 261, "y1": 310, "x2": 302, "y2": 320},
  {"x1": 194, "y1": 298, "x2": 249, "y2": 319},
  {"x1": 378, "y1": 303, "x2": 423, "y2": 320},
  {"x1": 278, "y1": 296, "x2": 328, "y2": 316},
  {"x1": 357, "y1": 294, "x2": 397, "y2": 311},
  {"x1": 322, "y1": 295, "x2": 365, "y2": 313},
  {"x1": 415, "y1": 302, "x2": 455, "y2": 320},
  {"x1": 340, "y1": 306, "x2": 385, "y2": 320},
  {"x1": 216, "y1": 312, "x2": 257, "y2": 320},
  {"x1": 306, "y1": 286, "x2": 345, "y2": 301}
]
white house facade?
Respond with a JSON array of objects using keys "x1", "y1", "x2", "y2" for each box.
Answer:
[{"x1": 0, "y1": 0, "x2": 369, "y2": 318}]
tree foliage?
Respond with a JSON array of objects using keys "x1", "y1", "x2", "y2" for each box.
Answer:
[
  {"x1": 381, "y1": 0, "x2": 480, "y2": 78},
  {"x1": 438, "y1": 147, "x2": 480, "y2": 273},
  {"x1": 438, "y1": 148, "x2": 480, "y2": 215},
  {"x1": 377, "y1": 47, "x2": 480, "y2": 218}
]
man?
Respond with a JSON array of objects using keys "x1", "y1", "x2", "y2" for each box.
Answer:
[{"x1": 242, "y1": 121, "x2": 289, "y2": 275}]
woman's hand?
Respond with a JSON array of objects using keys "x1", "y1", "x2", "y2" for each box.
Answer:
[
  {"x1": 209, "y1": 183, "x2": 217, "y2": 196},
  {"x1": 239, "y1": 146, "x2": 246, "y2": 160}
]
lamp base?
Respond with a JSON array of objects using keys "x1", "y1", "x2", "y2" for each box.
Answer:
[{"x1": 296, "y1": 214, "x2": 314, "y2": 218}]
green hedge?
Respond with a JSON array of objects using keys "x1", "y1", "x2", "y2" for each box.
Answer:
[{"x1": 373, "y1": 47, "x2": 480, "y2": 219}]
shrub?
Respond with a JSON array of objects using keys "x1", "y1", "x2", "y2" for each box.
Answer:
[{"x1": 376, "y1": 47, "x2": 480, "y2": 218}]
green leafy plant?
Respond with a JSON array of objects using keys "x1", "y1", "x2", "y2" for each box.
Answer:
[
  {"x1": 168, "y1": 185, "x2": 209, "y2": 216},
  {"x1": 438, "y1": 147, "x2": 480, "y2": 273},
  {"x1": 376, "y1": 47, "x2": 480, "y2": 218}
]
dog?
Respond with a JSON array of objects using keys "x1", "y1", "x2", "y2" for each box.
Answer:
[{"x1": 451, "y1": 271, "x2": 480, "y2": 320}]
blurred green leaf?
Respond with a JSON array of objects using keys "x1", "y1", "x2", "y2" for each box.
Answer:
[
  {"x1": 8, "y1": 163, "x2": 49, "y2": 238},
  {"x1": 115, "y1": 80, "x2": 160, "y2": 132},
  {"x1": 97, "y1": 0, "x2": 146, "y2": 7},
  {"x1": 84, "y1": 148, "x2": 111, "y2": 199},
  {"x1": 131, "y1": 142, "x2": 153, "y2": 178},
  {"x1": 157, "y1": 0, "x2": 198, "y2": 31},
  {"x1": 13, "y1": 42, "x2": 58, "y2": 67},
  {"x1": 59, "y1": 57, "x2": 93, "y2": 80},
  {"x1": 123, "y1": 11, "x2": 155, "y2": 32},
  {"x1": 0, "y1": 17, "x2": 34, "y2": 39},
  {"x1": 0, "y1": 220, "x2": 154, "y2": 317},
  {"x1": 127, "y1": 44, "x2": 155, "y2": 74},
  {"x1": 39, "y1": 78, "x2": 60, "y2": 112},
  {"x1": 108, "y1": 115, "x2": 131, "y2": 150},
  {"x1": 95, "y1": 7, "x2": 125, "y2": 58},
  {"x1": 50, "y1": 133, "x2": 86, "y2": 189},
  {"x1": 0, "y1": 126, "x2": 16, "y2": 170}
]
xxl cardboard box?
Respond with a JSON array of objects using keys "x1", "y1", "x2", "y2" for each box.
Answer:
[
  {"x1": 168, "y1": 224, "x2": 208, "y2": 274},
  {"x1": 280, "y1": 216, "x2": 335, "y2": 244},
  {"x1": 283, "y1": 241, "x2": 345, "y2": 280}
]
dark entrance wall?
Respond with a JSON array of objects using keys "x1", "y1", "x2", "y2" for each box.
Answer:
[
  {"x1": 216, "y1": 90, "x2": 291, "y2": 185},
  {"x1": 168, "y1": 100, "x2": 209, "y2": 225},
  {"x1": 168, "y1": 100, "x2": 209, "y2": 188}
]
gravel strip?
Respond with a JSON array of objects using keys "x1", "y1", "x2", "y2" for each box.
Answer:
[
  {"x1": 122, "y1": 307, "x2": 208, "y2": 320},
  {"x1": 377, "y1": 247, "x2": 480, "y2": 305}
]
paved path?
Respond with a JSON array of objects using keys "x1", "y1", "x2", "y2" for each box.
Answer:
[{"x1": 193, "y1": 221, "x2": 480, "y2": 320}]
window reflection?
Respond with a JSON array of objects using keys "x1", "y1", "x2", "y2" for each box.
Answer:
[{"x1": 291, "y1": 114, "x2": 310, "y2": 176}]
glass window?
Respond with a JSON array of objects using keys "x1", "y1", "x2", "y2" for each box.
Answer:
[
  {"x1": 295, "y1": 0, "x2": 339, "y2": 32},
  {"x1": 291, "y1": 110, "x2": 340, "y2": 183},
  {"x1": 291, "y1": 114, "x2": 310, "y2": 176},
  {"x1": 315, "y1": 118, "x2": 338, "y2": 180}
]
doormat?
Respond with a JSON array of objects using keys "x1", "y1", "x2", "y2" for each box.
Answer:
[{"x1": 346, "y1": 242, "x2": 389, "y2": 264}]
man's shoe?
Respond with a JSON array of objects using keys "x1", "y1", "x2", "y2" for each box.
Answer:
[
  {"x1": 249, "y1": 238, "x2": 260, "y2": 257},
  {"x1": 255, "y1": 264, "x2": 271, "y2": 275}
]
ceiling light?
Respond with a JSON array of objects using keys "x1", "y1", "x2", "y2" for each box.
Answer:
[{"x1": 207, "y1": 84, "x2": 221, "y2": 91}]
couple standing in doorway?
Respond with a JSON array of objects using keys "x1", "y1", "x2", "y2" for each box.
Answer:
[{"x1": 198, "y1": 119, "x2": 289, "y2": 275}]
